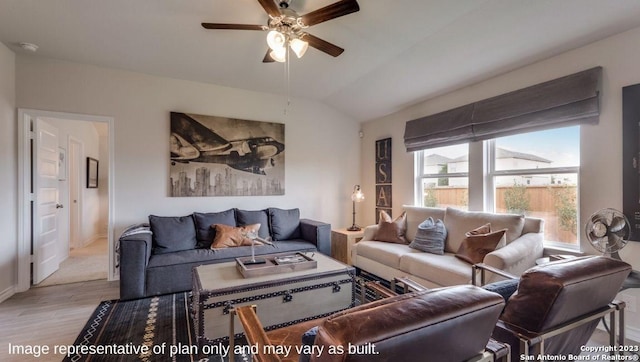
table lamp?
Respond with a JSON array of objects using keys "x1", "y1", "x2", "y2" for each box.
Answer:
[{"x1": 347, "y1": 185, "x2": 365, "y2": 231}]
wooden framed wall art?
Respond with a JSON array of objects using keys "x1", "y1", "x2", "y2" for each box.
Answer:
[
  {"x1": 375, "y1": 138, "x2": 392, "y2": 223},
  {"x1": 86, "y1": 157, "x2": 99, "y2": 188},
  {"x1": 169, "y1": 112, "x2": 285, "y2": 197},
  {"x1": 623, "y1": 84, "x2": 640, "y2": 241}
]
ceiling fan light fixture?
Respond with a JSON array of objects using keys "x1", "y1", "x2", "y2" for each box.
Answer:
[
  {"x1": 266, "y1": 30, "x2": 286, "y2": 51},
  {"x1": 270, "y1": 47, "x2": 287, "y2": 63},
  {"x1": 290, "y1": 38, "x2": 308, "y2": 58}
]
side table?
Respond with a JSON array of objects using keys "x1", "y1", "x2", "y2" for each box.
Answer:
[{"x1": 331, "y1": 228, "x2": 364, "y2": 265}]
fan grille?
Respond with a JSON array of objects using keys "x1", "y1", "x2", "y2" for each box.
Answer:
[{"x1": 585, "y1": 208, "x2": 629, "y2": 254}]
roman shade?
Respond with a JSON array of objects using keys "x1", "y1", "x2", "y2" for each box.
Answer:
[{"x1": 404, "y1": 67, "x2": 602, "y2": 152}]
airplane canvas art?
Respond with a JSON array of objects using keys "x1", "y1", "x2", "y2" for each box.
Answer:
[{"x1": 169, "y1": 112, "x2": 285, "y2": 197}]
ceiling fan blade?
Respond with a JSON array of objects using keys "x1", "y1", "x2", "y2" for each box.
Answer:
[
  {"x1": 299, "y1": 0, "x2": 360, "y2": 27},
  {"x1": 257, "y1": 0, "x2": 281, "y2": 18},
  {"x1": 202, "y1": 23, "x2": 266, "y2": 31},
  {"x1": 303, "y1": 33, "x2": 344, "y2": 57},
  {"x1": 262, "y1": 49, "x2": 275, "y2": 63}
]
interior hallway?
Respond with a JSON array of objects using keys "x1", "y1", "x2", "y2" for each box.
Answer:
[{"x1": 36, "y1": 237, "x2": 108, "y2": 287}]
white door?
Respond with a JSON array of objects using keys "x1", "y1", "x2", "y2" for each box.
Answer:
[
  {"x1": 33, "y1": 119, "x2": 61, "y2": 284},
  {"x1": 69, "y1": 139, "x2": 82, "y2": 249}
]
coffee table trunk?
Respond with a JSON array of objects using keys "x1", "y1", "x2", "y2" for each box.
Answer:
[{"x1": 192, "y1": 253, "x2": 356, "y2": 346}]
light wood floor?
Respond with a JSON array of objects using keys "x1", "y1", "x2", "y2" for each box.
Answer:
[
  {"x1": 36, "y1": 238, "x2": 109, "y2": 287},
  {"x1": 0, "y1": 280, "x2": 119, "y2": 362}
]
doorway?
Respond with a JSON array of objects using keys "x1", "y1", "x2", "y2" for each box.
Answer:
[{"x1": 17, "y1": 109, "x2": 115, "y2": 292}]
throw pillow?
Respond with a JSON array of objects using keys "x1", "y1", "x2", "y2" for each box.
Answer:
[
  {"x1": 443, "y1": 207, "x2": 525, "y2": 253},
  {"x1": 455, "y1": 223, "x2": 506, "y2": 264},
  {"x1": 299, "y1": 326, "x2": 319, "y2": 362},
  {"x1": 193, "y1": 209, "x2": 236, "y2": 248},
  {"x1": 409, "y1": 217, "x2": 447, "y2": 255},
  {"x1": 149, "y1": 215, "x2": 198, "y2": 254},
  {"x1": 372, "y1": 210, "x2": 408, "y2": 244},
  {"x1": 269, "y1": 208, "x2": 301, "y2": 240},
  {"x1": 236, "y1": 209, "x2": 271, "y2": 239},
  {"x1": 482, "y1": 279, "x2": 519, "y2": 303},
  {"x1": 210, "y1": 224, "x2": 264, "y2": 249}
]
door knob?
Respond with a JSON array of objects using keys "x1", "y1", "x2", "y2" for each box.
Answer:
[{"x1": 56, "y1": 204, "x2": 64, "y2": 209}]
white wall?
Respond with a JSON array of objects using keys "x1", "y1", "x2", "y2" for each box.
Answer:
[
  {"x1": 15, "y1": 55, "x2": 361, "y2": 248},
  {"x1": 361, "y1": 25, "x2": 640, "y2": 339},
  {"x1": 96, "y1": 123, "x2": 109, "y2": 237},
  {"x1": 0, "y1": 43, "x2": 16, "y2": 301}
]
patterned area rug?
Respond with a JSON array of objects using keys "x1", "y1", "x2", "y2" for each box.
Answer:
[
  {"x1": 65, "y1": 293, "x2": 244, "y2": 362},
  {"x1": 67, "y1": 272, "x2": 384, "y2": 362}
]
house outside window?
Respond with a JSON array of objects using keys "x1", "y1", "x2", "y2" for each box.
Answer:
[
  {"x1": 490, "y1": 126, "x2": 580, "y2": 248},
  {"x1": 415, "y1": 126, "x2": 580, "y2": 249},
  {"x1": 416, "y1": 144, "x2": 469, "y2": 210}
]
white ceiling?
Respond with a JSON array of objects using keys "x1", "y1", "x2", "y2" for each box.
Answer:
[{"x1": 2, "y1": 0, "x2": 640, "y2": 122}]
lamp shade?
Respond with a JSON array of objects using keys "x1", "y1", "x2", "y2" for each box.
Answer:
[
  {"x1": 270, "y1": 47, "x2": 287, "y2": 62},
  {"x1": 351, "y1": 185, "x2": 365, "y2": 202},
  {"x1": 290, "y1": 38, "x2": 308, "y2": 58},
  {"x1": 266, "y1": 30, "x2": 286, "y2": 51}
]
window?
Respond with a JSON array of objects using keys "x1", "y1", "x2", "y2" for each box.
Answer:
[
  {"x1": 415, "y1": 144, "x2": 469, "y2": 210},
  {"x1": 416, "y1": 126, "x2": 580, "y2": 249},
  {"x1": 491, "y1": 126, "x2": 579, "y2": 248}
]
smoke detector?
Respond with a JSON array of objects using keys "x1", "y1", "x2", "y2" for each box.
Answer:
[{"x1": 19, "y1": 42, "x2": 38, "y2": 52}]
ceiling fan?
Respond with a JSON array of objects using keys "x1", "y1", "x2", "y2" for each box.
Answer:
[{"x1": 202, "y1": 0, "x2": 360, "y2": 63}]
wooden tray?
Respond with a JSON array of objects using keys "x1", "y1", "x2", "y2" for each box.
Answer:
[{"x1": 236, "y1": 252, "x2": 317, "y2": 278}]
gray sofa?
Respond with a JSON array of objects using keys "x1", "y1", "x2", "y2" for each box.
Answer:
[{"x1": 119, "y1": 208, "x2": 330, "y2": 300}]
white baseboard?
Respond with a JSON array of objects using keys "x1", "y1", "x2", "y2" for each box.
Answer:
[
  {"x1": 81, "y1": 234, "x2": 105, "y2": 248},
  {"x1": 0, "y1": 285, "x2": 16, "y2": 304},
  {"x1": 626, "y1": 325, "x2": 640, "y2": 343}
]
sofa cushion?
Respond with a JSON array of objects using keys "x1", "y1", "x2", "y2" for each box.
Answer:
[
  {"x1": 444, "y1": 207, "x2": 524, "y2": 253},
  {"x1": 409, "y1": 217, "x2": 447, "y2": 255},
  {"x1": 403, "y1": 206, "x2": 446, "y2": 242},
  {"x1": 149, "y1": 214, "x2": 197, "y2": 254},
  {"x1": 269, "y1": 208, "x2": 301, "y2": 240},
  {"x1": 236, "y1": 209, "x2": 270, "y2": 239},
  {"x1": 193, "y1": 209, "x2": 237, "y2": 248},
  {"x1": 211, "y1": 223, "x2": 263, "y2": 248},
  {"x1": 399, "y1": 252, "x2": 472, "y2": 286},
  {"x1": 355, "y1": 241, "x2": 418, "y2": 270},
  {"x1": 373, "y1": 210, "x2": 408, "y2": 244},
  {"x1": 455, "y1": 224, "x2": 506, "y2": 264}
]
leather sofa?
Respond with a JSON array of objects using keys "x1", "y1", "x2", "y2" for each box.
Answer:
[
  {"x1": 233, "y1": 284, "x2": 506, "y2": 362},
  {"x1": 352, "y1": 206, "x2": 544, "y2": 288},
  {"x1": 119, "y1": 208, "x2": 330, "y2": 300}
]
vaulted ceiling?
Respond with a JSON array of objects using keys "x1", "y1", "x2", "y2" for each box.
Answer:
[{"x1": 2, "y1": 0, "x2": 640, "y2": 122}]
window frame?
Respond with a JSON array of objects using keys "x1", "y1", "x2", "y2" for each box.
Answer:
[
  {"x1": 415, "y1": 128, "x2": 581, "y2": 250},
  {"x1": 414, "y1": 149, "x2": 469, "y2": 207}
]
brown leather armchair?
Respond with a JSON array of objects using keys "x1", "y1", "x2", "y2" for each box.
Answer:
[
  {"x1": 231, "y1": 284, "x2": 506, "y2": 362},
  {"x1": 474, "y1": 256, "x2": 631, "y2": 361}
]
